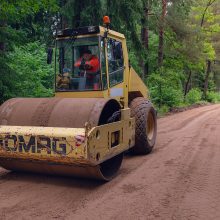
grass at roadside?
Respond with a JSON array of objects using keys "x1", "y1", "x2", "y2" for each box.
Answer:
[{"x1": 156, "y1": 101, "x2": 215, "y2": 117}]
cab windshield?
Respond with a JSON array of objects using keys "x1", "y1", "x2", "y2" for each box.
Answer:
[{"x1": 55, "y1": 36, "x2": 101, "y2": 91}]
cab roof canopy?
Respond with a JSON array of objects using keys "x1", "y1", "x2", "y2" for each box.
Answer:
[
  {"x1": 57, "y1": 26, "x2": 100, "y2": 38},
  {"x1": 56, "y1": 26, "x2": 125, "y2": 40}
]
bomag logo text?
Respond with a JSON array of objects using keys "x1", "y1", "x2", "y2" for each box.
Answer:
[{"x1": 0, "y1": 135, "x2": 67, "y2": 155}]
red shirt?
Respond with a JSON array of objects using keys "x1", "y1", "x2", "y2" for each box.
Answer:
[{"x1": 74, "y1": 54, "x2": 100, "y2": 73}]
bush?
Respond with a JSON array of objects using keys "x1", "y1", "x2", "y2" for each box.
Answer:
[
  {"x1": 150, "y1": 86, "x2": 183, "y2": 108},
  {"x1": 185, "y1": 88, "x2": 202, "y2": 104},
  {"x1": 147, "y1": 70, "x2": 184, "y2": 108},
  {"x1": 7, "y1": 41, "x2": 54, "y2": 98},
  {"x1": 157, "y1": 105, "x2": 169, "y2": 115},
  {"x1": 206, "y1": 91, "x2": 220, "y2": 103}
]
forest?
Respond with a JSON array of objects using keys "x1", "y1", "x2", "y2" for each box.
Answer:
[{"x1": 0, "y1": 0, "x2": 220, "y2": 112}]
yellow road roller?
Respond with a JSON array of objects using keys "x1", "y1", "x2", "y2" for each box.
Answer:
[{"x1": 0, "y1": 18, "x2": 157, "y2": 181}]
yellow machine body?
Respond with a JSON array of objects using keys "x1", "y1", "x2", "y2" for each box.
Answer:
[
  {"x1": 0, "y1": 26, "x2": 149, "y2": 180},
  {"x1": 0, "y1": 109, "x2": 134, "y2": 166},
  {"x1": 55, "y1": 26, "x2": 149, "y2": 106}
]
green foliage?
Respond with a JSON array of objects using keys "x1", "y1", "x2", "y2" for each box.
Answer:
[
  {"x1": 157, "y1": 105, "x2": 170, "y2": 115},
  {"x1": 147, "y1": 69, "x2": 184, "y2": 108},
  {"x1": 203, "y1": 42, "x2": 216, "y2": 61},
  {"x1": 0, "y1": 0, "x2": 58, "y2": 103},
  {"x1": 62, "y1": 0, "x2": 103, "y2": 27},
  {"x1": 0, "y1": 0, "x2": 220, "y2": 110},
  {"x1": 159, "y1": 87, "x2": 183, "y2": 108},
  {"x1": 0, "y1": 0, "x2": 58, "y2": 21},
  {"x1": 206, "y1": 91, "x2": 220, "y2": 103},
  {"x1": 129, "y1": 49, "x2": 142, "y2": 75},
  {"x1": 185, "y1": 88, "x2": 202, "y2": 104},
  {"x1": 0, "y1": 55, "x2": 17, "y2": 103},
  {"x1": 7, "y1": 42, "x2": 54, "y2": 98},
  {"x1": 148, "y1": 31, "x2": 159, "y2": 73}
]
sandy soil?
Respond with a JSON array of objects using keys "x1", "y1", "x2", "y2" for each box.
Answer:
[{"x1": 0, "y1": 104, "x2": 220, "y2": 220}]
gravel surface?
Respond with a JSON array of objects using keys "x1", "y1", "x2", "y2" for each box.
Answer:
[{"x1": 0, "y1": 104, "x2": 220, "y2": 220}]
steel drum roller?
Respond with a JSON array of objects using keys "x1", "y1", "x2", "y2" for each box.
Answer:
[{"x1": 0, "y1": 98, "x2": 123, "y2": 181}]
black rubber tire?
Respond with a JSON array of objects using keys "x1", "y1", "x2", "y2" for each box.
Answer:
[{"x1": 130, "y1": 97, "x2": 157, "y2": 155}]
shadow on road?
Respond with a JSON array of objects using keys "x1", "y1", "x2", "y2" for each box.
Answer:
[
  {"x1": 0, "y1": 153, "x2": 154, "y2": 189},
  {"x1": 0, "y1": 168, "x2": 103, "y2": 189}
]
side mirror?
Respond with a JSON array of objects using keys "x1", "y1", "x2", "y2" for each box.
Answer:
[{"x1": 47, "y1": 48, "x2": 53, "y2": 64}]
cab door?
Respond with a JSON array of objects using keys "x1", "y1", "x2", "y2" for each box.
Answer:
[{"x1": 107, "y1": 38, "x2": 125, "y2": 97}]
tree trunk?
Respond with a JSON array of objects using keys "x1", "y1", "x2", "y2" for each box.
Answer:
[
  {"x1": 203, "y1": 60, "x2": 212, "y2": 98},
  {"x1": 201, "y1": 0, "x2": 217, "y2": 27},
  {"x1": 59, "y1": 0, "x2": 68, "y2": 29},
  {"x1": 200, "y1": 0, "x2": 216, "y2": 98},
  {"x1": 158, "y1": 0, "x2": 167, "y2": 67},
  {"x1": 141, "y1": 1, "x2": 149, "y2": 79},
  {"x1": 184, "y1": 70, "x2": 192, "y2": 97},
  {"x1": 0, "y1": 42, "x2": 4, "y2": 51},
  {"x1": 0, "y1": 20, "x2": 6, "y2": 51}
]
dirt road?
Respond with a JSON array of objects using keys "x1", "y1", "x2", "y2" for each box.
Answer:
[{"x1": 0, "y1": 104, "x2": 220, "y2": 220}]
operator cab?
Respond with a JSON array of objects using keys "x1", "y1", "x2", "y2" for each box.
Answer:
[{"x1": 54, "y1": 26, "x2": 124, "y2": 92}]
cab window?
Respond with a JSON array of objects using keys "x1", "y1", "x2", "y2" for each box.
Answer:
[
  {"x1": 55, "y1": 37, "x2": 101, "y2": 92},
  {"x1": 107, "y1": 39, "x2": 124, "y2": 87}
]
